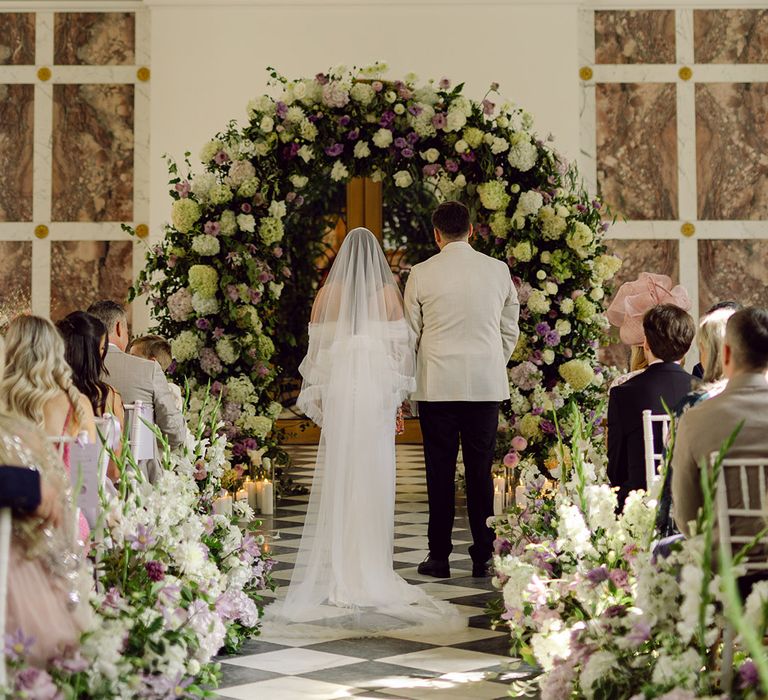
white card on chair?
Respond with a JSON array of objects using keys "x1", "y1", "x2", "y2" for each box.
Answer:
[{"x1": 68, "y1": 441, "x2": 102, "y2": 529}]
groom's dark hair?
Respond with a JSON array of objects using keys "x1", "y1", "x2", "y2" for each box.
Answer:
[{"x1": 432, "y1": 201, "x2": 470, "y2": 239}]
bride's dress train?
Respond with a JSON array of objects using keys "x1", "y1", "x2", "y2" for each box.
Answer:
[{"x1": 264, "y1": 228, "x2": 464, "y2": 636}]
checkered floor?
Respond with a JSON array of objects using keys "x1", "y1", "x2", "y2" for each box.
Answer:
[{"x1": 215, "y1": 445, "x2": 534, "y2": 699}]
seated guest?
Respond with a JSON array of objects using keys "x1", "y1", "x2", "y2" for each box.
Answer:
[
  {"x1": 672, "y1": 307, "x2": 768, "y2": 585},
  {"x1": 0, "y1": 337, "x2": 88, "y2": 666},
  {"x1": 692, "y1": 300, "x2": 742, "y2": 379},
  {"x1": 655, "y1": 304, "x2": 738, "y2": 536},
  {"x1": 606, "y1": 272, "x2": 691, "y2": 390},
  {"x1": 1, "y1": 315, "x2": 95, "y2": 543},
  {"x1": 607, "y1": 303, "x2": 695, "y2": 507},
  {"x1": 129, "y1": 334, "x2": 183, "y2": 410},
  {"x1": 57, "y1": 311, "x2": 126, "y2": 481},
  {"x1": 87, "y1": 300, "x2": 186, "y2": 482}
]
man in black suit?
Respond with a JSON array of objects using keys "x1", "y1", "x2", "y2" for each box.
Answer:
[
  {"x1": 608, "y1": 304, "x2": 696, "y2": 508},
  {"x1": 0, "y1": 467, "x2": 61, "y2": 526}
]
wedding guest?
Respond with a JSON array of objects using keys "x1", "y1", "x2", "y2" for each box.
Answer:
[
  {"x1": 0, "y1": 335, "x2": 89, "y2": 667},
  {"x1": 87, "y1": 300, "x2": 186, "y2": 482},
  {"x1": 1, "y1": 315, "x2": 95, "y2": 543},
  {"x1": 129, "y1": 334, "x2": 183, "y2": 411},
  {"x1": 607, "y1": 303, "x2": 695, "y2": 508},
  {"x1": 57, "y1": 310, "x2": 125, "y2": 481},
  {"x1": 691, "y1": 300, "x2": 742, "y2": 379},
  {"x1": 672, "y1": 307, "x2": 768, "y2": 593},
  {"x1": 606, "y1": 272, "x2": 691, "y2": 390},
  {"x1": 655, "y1": 304, "x2": 738, "y2": 537}
]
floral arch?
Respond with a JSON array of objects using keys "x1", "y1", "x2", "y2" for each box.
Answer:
[{"x1": 133, "y1": 64, "x2": 621, "y2": 478}]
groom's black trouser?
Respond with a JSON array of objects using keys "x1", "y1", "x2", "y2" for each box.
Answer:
[{"x1": 418, "y1": 401, "x2": 499, "y2": 565}]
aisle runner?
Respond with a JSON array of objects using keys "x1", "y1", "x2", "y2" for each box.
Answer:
[{"x1": 215, "y1": 445, "x2": 533, "y2": 700}]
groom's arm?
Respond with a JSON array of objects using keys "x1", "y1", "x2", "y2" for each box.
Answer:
[
  {"x1": 403, "y1": 269, "x2": 423, "y2": 351},
  {"x1": 500, "y1": 275, "x2": 520, "y2": 362}
]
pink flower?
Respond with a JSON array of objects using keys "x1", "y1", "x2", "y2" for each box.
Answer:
[
  {"x1": 511, "y1": 436, "x2": 528, "y2": 451},
  {"x1": 503, "y1": 452, "x2": 520, "y2": 468}
]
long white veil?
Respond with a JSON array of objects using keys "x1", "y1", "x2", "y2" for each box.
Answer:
[{"x1": 265, "y1": 228, "x2": 464, "y2": 635}]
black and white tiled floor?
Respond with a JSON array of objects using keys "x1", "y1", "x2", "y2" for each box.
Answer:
[{"x1": 215, "y1": 445, "x2": 533, "y2": 699}]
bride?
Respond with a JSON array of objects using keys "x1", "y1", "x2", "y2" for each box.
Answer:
[{"x1": 266, "y1": 227, "x2": 463, "y2": 634}]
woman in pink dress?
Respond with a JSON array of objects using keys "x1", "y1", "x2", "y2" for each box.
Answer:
[
  {"x1": 1, "y1": 315, "x2": 96, "y2": 544},
  {"x1": 0, "y1": 337, "x2": 89, "y2": 666}
]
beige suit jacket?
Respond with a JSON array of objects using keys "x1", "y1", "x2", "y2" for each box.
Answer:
[
  {"x1": 104, "y1": 345, "x2": 187, "y2": 478},
  {"x1": 403, "y1": 241, "x2": 519, "y2": 402},
  {"x1": 672, "y1": 372, "x2": 768, "y2": 559}
]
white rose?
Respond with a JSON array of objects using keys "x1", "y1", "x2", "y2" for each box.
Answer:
[
  {"x1": 330, "y1": 161, "x2": 349, "y2": 182},
  {"x1": 453, "y1": 174, "x2": 466, "y2": 189},
  {"x1": 290, "y1": 174, "x2": 308, "y2": 189},
  {"x1": 372, "y1": 129, "x2": 393, "y2": 148},
  {"x1": 454, "y1": 139, "x2": 469, "y2": 154},
  {"x1": 393, "y1": 170, "x2": 413, "y2": 188},
  {"x1": 421, "y1": 148, "x2": 440, "y2": 163},
  {"x1": 384, "y1": 91, "x2": 397, "y2": 103},
  {"x1": 268, "y1": 200, "x2": 287, "y2": 219},
  {"x1": 297, "y1": 145, "x2": 314, "y2": 162},
  {"x1": 354, "y1": 141, "x2": 371, "y2": 158},
  {"x1": 394, "y1": 103, "x2": 406, "y2": 115},
  {"x1": 237, "y1": 214, "x2": 256, "y2": 232},
  {"x1": 542, "y1": 349, "x2": 555, "y2": 365},
  {"x1": 445, "y1": 109, "x2": 466, "y2": 132},
  {"x1": 260, "y1": 116, "x2": 274, "y2": 133},
  {"x1": 555, "y1": 319, "x2": 572, "y2": 335},
  {"x1": 590, "y1": 287, "x2": 605, "y2": 301},
  {"x1": 292, "y1": 81, "x2": 307, "y2": 99},
  {"x1": 544, "y1": 282, "x2": 558, "y2": 295}
]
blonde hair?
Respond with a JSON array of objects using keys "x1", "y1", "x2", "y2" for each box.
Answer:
[
  {"x1": 630, "y1": 345, "x2": 648, "y2": 372},
  {"x1": 699, "y1": 307, "x2": 738, "y2": 383},
  {"x1": 1, "y1": 315, "x2": 84, "y2": 429},
  {"x1": 129, "y1": 334, "x2": 172, "y2": 371}
]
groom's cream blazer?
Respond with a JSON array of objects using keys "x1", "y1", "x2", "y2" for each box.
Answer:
[{"x1": 403, "y1": 241, "x2": 520, "y2": 402}]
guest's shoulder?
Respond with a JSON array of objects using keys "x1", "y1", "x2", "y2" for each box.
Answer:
[{"x1": 107, "y1": 348, "x2": 158, "y2": 373}]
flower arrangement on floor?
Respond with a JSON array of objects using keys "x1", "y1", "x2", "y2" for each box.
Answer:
[
  {"x1": 492, "y1": 408, "x2": 768, "y2": 699},
  {"x1": 129, "y1": 62, "x2": 620, "y2": 485},
  {"x1": 4, "y1": 402, "x2": 274, "y2": 699}
]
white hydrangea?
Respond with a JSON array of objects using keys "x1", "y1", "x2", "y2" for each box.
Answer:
[
  {"x1": 499, "y1": 560, "x2": 537, "y2": 611},
  {"x1": 394, "y1": 170, "x2": 413, "y2": 188},
  {"x1": 191, "y1": 293, "x2": 219, "y2": 316},
  {"x1": 372, "y1": 128, "x2": 394, "y2": 148},
  {"x1": 171, "y1": 331, "x2": 203, "y2": 363},
  {"x1": 236, "y1": 214, "x2": 256, "y2": 233},
  {"x1": 527, "y1": 289, "x2": 551, "y2": 315},
  {"x1": 191, "y1": 172, "x2": 216, "y2": 202},
  {"x1": 226, "y1": 375, "x2": 256, "y2": 404},
  {"x1": 531, "y1": 621, "x2": 573, "y2": 672},
  {"x1": 191, "y1": 235, "x2": 220, "y2": 257},
  {"x1": 215, "y1": 337, "x2": 239, "y2": 365},
  {"x1": 507, "y1": 133, "x2": 538, "y2": 172},
  {"x1": 226, "y1": 159, "x2": 256, "y2": 187},
  {"x1": 651, "y1": 648, "x2": 701, "y2": 689},
  {"x1": 580, "y1": 651, "x2": 616, "y2": 699},
  {"x1": 557, "y1": 503, "x2": 595, "y2": 558},
  {"x1": 350, "y1": 82, "x2": 375, "y2": 105}
]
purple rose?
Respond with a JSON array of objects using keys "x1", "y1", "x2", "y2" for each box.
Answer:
[
  {"x1": 407, "y1": 131, "x2": 419, "y2": 144},
  {"x1": 422, "y1": 164, "x2": 441, "y2": 177},
  {"x1": 196, "y1": 318, "x2": 210, "y2": 331},
  {"x1": 461, "y1": 150, "x2": 476, "y2": 162},
  {"x1": 346, "y1": 128, "x2": 360, "y2": 141},
  {"x1": 394, "y1": 137, "x2": 407, "y2": 149},
  {"x1": 535, "y1": 322, "x2": 550, "y2": 335},
  {"x1": 445, "y1": 159, "x2": 459, "y2": 173},
  {"x1": 339, "y1": 115, "x2": 351, "y2": 127},
  {"x1": 204, "y1": 220, "x2": 220, "y2": 236},
  {"x1": 432, "y1": 113, "x2": 447, "y2": 129},
  {"x1": 324, "y1": 143, "x2": 344, "y2": 157},
  {"x1": 379, "y1": 111, "x2": 396, "y2": 127},
  {"x1": 401, "y1": 148, "x2": 415, "y2": 159},
  {"x1": 544, "y1": 330, "x2": 560, "y2": 347},
  {"x1": 408, "y1": 104, "x2": 423, "y2": 116}
]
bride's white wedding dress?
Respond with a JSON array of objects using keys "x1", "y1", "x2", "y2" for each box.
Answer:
[{"x1": 264, "y1": 228, "x2": 464, "y2": 635}]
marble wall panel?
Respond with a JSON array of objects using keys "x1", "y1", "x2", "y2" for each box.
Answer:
[
  {"x1": 0, "y1": 241, "x2": 32, "y2": 325},
  {"x1": 699, "y1": 240, "x2": 768, "y2": 313},
  {"x1": 50, "y1": 240, "x2": 133, "y2": 321},
  {"x1": 694, "y1": 10, "x2": 768, "y2": 64},
  {"x1": 596, "y1": 83, "x2": 678, "y2": 220},
  {"x1": 595, "y1": 10, "x2": 676, "y2": 64},
  {"x1": 0, "y1": 84, "x2": 34, "y2": 222},
  {"x1": 52, "y1": 84, "x2": 134, "y2": 222},
  {"x1": 600, "y1": 238, "x2": 680, "y2": 370},
  {"x1": 0, "y1": 13, "x2": 35, "y2": 65},
  {"x1": 696, "y1": 83, "x2": 768, "y2": 220},
  {"x1": 54, "y1": 12, "x2": 135, "y2": 65}
]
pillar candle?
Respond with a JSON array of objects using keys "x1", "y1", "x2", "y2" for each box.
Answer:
[
  {"x1": 255, "y1": 479, "x2": 265, "y2": 512},
  {"x1": 515, "y1": 484, "x2": 526, "y2": 507},
  {"x1": 245, "y1": 479, "x2": 259, "y2": 510},
  {"x1": 493, "y1": 487, "x2": 504, "y2": 516},
  {"x1": 213, "y1": 495, "x2": 233, "y2": 517},
  {"x1": 493, "y1": 476, "x2": 505, "y2": 497},
  {"x1": 262, "y1": 479, "x2": 274, "y2": 515},
  {"x1": 236, "y1": 488, "x2": 248, "y2": 504}
]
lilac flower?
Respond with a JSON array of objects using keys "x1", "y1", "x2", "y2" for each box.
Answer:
[
  {"x1": 204, "y1": 220, "x2": 220, "y2": 236},
  {"x1": 275, "y1": 101, "x2": 288, "y2": 118},
  {"x1": 211, "y1": 380, "x2": 224, "y2": 395},
  {"x1": 408, "y1": 105, "x2": 423, "y2": 116},
  {"x1": 393, "y1": 137, "x2": 407, "y2": 149},
  {"x1": 200, "y1": 347, "x2": 223, "y2": 376},
  {"x1": 422, "y1": 164, "x2": 441, "y2": 177},
  {"x1": 5, "y1": 629, "x2": 34, "y2": 662},
  {"x1": 196, "y1": 318, "x2": 210, "y2": 331},
  {"x1": 379, "y1": 111, "x2": 396, "y2": 127},
  {"x1": 540, "y1": 419, "x2": 556, "y2": 435},
  {"x1": 174, "y1": 180, "x2": 191, "y2": 198},
  {"x1": 739, "y1": 660, "x2": 759, "y2": 689},
  {"x1": 461, "y1": 151, "x2": 476, "y2": 162},
  {"x1": 145, "y1": 560, "x2": 166, "y2": 582},
  {"x1": 432, "y1": 112, "x2": 447, "y2": 129},
  {"x1": 346, "y1": 128, "x2": 360, "y2": 141},
  {"x1": 401, "y1": 148, "x2": 415, "y2": 159},
  {"x1": 14, "y1": 668, "x2": 59, "y2": 700},
  {"x1": 535, "y1": 322, "x2": 551, "y2": 335},
  {"x1": 324, "y1": 143, "x2": 344, "y2": 157},
  {"x1": 544, "y1": 330, "x2": 561, "y2": 347},
  {"x1": 586, "y1": 566, "x2": 610, "y2": 586},
  {"x1": 214, "y1": 150, "x2": 229, "y2": 165},
  {"x1": 406, "y1": 131, "x2": 419, "y2": 145},
  {"x1": 338, "y1": 114, "x2": 351, "y2": 127},
  {"x1": 128, "y1": 524, "x2": 156, "y2": 552},
  {"x1": 482, "y1": 99, "x2": 495, "y2": 116},
  {"x1": 444, "y1": 158, "x2": 459, "y2": 173}
]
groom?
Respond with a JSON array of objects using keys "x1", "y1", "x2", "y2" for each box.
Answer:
[{"x1": 404, "y1": 201, "x2": 520, "y2": 578}]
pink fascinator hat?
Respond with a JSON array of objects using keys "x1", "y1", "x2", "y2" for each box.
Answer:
[{"x1": 606, "y1": 272, "x2": 691, "y2": 345}]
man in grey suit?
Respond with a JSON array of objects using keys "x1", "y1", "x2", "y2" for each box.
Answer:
[
  {"x1": 88, "y1": 300, "x2": 186, "y2": 482},
  {"x1": 672, "y1": 307, "x2": 768, "y2": 587},
  {"x1": 404, "y1": 202, "x2": 520, "y2": 578}
]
